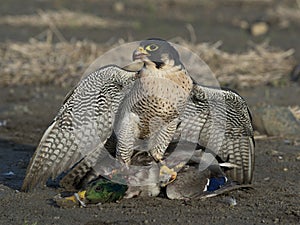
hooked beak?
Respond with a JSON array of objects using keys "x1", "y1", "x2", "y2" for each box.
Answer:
[{"x1": 132, "y1": 46, "x2": 149, "y2": 61}]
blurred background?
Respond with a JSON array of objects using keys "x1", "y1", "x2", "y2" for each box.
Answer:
[
  {"x1": 1, "y1": 0, "x2": 300, "y2": 88},
  {"x1": 0, "y1": 0, "x2": 300, "y2": 56}
]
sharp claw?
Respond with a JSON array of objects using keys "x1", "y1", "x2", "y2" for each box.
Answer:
[{"x1": 159, "y1": 164, "x2": 177, "y2": 187}]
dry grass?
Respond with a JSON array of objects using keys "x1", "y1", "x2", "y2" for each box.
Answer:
[
  {"x1": 0, "y1": 38, "x2": 296, "y2": 88},
  {"x1": 289, "y1": 106, "x2": 300, "y2": 120},
  {"x1": 267, "y1": 2, "x2": 300, "y2": 24},
  {"x1": 1, "y1": 39, "x2": 106, "y2": 87},
  {"x1": 0, "y1": 9, "x2": 137, "y2": 29},
  {"x1": 183, "y1": 40, "x2": 295, "y2": 88}
]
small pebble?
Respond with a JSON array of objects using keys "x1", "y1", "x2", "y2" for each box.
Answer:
[
  {"x1": 283, "y1": 168, "x2": 288, "y2": 172},
  {"x1": 250, "y1": 21, "x2": 269, "y2": 36}
]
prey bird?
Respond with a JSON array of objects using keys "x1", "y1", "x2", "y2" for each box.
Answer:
[{"x1": 22, "y1": 38, "x2": 254, "y2": 192}]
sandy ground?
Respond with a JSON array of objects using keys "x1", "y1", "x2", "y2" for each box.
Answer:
[
  {"x1": 0, "y1": 0, "x2": 300, "y2": 224},
  {"x1": 0, "y1": 85, "x2": 299, "y2": 225}
]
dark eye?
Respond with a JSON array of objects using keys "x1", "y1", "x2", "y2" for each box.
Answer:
[
  {"x1": 95, "y1": 185, "x2": 103, "y2": 192},
  {"x1": 145, "y1": 44, "x2": 159, "y2": 51}
]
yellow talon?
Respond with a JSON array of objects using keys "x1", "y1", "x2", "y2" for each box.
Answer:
[{"x1": 160, "y1": 165, "x2": 177, "y2": 187}]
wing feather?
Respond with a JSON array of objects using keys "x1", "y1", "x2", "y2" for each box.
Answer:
[
  {"x1": 21, "y1": 65, "x2": 136, "y2": 191},
  {"x1": 180, "y1": 84, "x2": 254, "y2": 184}
]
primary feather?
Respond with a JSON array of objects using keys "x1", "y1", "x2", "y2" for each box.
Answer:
[
  {"x1": 179, "y1": 85, "x2": 254, "y2": 184},
  {"x1": 21, "y1": 65, "x2": 136, "y2": 191}
]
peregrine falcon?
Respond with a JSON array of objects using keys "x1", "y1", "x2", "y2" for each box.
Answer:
[
  {"x1": 115, "y1": 39, "x2": 193, "y2": 166},
  {"x1": 21, "y1": 38, "x2": 254, "y2": 192}
]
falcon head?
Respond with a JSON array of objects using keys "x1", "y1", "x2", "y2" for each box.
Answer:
[{"x1": 133, "y1": 38, "x2": 182, "y2": 68}]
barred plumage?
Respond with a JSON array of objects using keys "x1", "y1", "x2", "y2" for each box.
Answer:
[
  {"x1": 114, "y1": 65, "x2": 193, "y2": 165},
  {"x1": 21, "y1": 65, "x2": 137, "y2": 191},
  {"x1": 179, "y1": 85, "x2": 254, "y2": 184}
]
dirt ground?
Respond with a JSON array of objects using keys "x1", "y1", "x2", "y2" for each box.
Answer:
[
  {"x1": 0, "y1": 85, "x2": 299, "y2": 225},
  {"x1": 0, "y1": 0, "x2": 300, "y2": 225}
]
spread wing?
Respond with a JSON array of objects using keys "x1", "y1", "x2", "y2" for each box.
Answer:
[
  {"x1": 178, "y1": 84, "x2": 254, "y2": 184},
  {"x1": 21, "y1": 65, "x2": 136, "y2": 191}
]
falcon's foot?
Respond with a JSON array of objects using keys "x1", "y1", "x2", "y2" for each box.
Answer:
[
  {"x1": 150, "y1": 151, "x2": 177, "y2": 186},
  {"x1": 159, "y1": 164, "x2": 177, "y2": 187}
]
